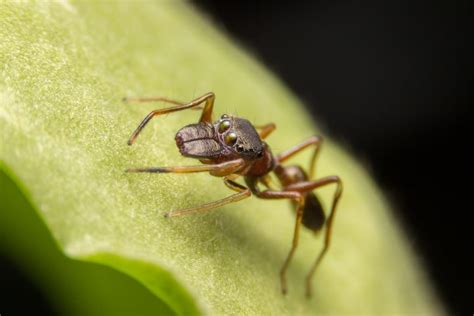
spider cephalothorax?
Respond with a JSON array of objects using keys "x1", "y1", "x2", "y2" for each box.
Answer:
[{"x1": 175, "y1": 114, "x2": 264, "y2": 160}]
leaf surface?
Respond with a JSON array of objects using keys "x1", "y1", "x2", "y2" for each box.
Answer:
[{"x1": 0, "y1": 1, "x2": 443, "y2": 315}]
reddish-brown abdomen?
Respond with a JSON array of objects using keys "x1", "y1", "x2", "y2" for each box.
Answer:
[{"x1": 244, "y1": 144, "x2": 276, "y2": 177}]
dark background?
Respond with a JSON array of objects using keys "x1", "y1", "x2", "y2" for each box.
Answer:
[
  {"x1": 1, "y1": 1, "x2": 472, "y2": 315},
  {"x1": 194, "y1": 1, "x2": 473, "y2": 315}
]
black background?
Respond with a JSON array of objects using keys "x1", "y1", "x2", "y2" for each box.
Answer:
[{"x1": 1, "y1": 1, "x2": 472, "y2": 315}]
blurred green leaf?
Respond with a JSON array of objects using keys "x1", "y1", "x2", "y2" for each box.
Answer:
[
  {"x1": 0, "y1": 168, "x2": 174, "y2": 316},
  {"x1": 0, "y1": 1, "x2": 444, "y2": 315}
]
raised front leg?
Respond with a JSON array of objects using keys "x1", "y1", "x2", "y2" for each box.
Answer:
[{"x1": 126, "y1": 92, "x2": 215, "y2": 145}]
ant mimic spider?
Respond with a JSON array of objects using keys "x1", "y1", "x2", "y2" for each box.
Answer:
[{"x1": 125, "y1": 92, "x2": 343, "y2": 297}]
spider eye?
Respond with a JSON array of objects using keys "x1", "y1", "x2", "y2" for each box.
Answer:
[
  {"x1": 224, "y1": 132, "x2": 237, "y2": 146},
  {"x1": 218, "y1": 120, "x2": 231, "y2": 133}
]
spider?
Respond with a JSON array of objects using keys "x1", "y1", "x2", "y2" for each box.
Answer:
[{"x1": 125, "y1": 92, "x2": 343, "y2": 297}]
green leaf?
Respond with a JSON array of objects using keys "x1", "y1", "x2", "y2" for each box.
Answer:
[
  {"x1": 0, "y1": 1, "x2": 444, "y2": 315},
  {"x1": 0, "y1": 168, "x2": 176, "y2": 316}
]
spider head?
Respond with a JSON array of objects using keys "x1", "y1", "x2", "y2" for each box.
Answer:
[{"x1": 175, "y1": 114, "x2": 264, "y2": 160}]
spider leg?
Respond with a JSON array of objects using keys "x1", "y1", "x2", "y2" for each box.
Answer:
[
  {"x1": 259, "y1": 174, "x2": 275, "y2": 189},
  {"x1": 124, "y1": 96, "x2": 185, "y2": 105},
  {"x1": 124, "y1": 96, "x2": 206, "y2": 110},
  {"x1": 126, "y1": 92, "x2": 215, "y2": 145},
  {"x1": 245, "y1": 177, "x2": 305, "y2": 295},
  {"x1": 255, "y1": 123, "x2": 276, "y2": 139},
  {"x1": 164, "y1": 178, "x2": 251, "y2": 217},
  {"x1": 124, "y1": 96, "x2": 204, "y2": 111},
  {"x1": 126, "y1": 158, "x2": 244, "y2": 177},
  {"x1": 284, "y1": 176, "x2": 343, "y2": 298},
  {"x1": 276, "y1": 135, "x2": 323, "y2": 179}
]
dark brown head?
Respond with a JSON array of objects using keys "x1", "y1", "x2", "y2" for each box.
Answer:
[{"x1": 175, "y1": 114, "x2": 264, "y2": 160}]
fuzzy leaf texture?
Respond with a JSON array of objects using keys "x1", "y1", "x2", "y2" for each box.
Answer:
[{"x1": 0, "y1": 1, "x2": 444, "y2": 315}]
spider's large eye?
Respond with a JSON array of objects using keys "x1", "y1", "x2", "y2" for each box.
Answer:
[
  {"x1": 224, "y1": 132, "x2": 237, "y2": 146},
  {"x1": 218, "y1": 120, "x2": 231, "y2": 133}
]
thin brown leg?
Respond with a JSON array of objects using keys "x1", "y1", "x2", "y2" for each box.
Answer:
[
  {"x1": 164, "y1": 178, "x2": 251, "y2": 217},
  {"x1": 126, "y1": 158, "x2": 244, "y2": 177},
  {"x1": 285, "y1": 176, "x2": 343, "y2": 298},
  {"x1": 280, "y1": 195, "x2": 305, "y2": 295},
  {"x1": 127, "y1": 92, "x2": 215, "y2": 145},
  {"x1": 255, "y1": 123, "x2": 276, "y2": 139},
  {"x1": 224, "y1": 173, "x2": 240, "y2": 181},
  {"x1": 123, "y1": 96, "x2": 185, "y2": 105},
  {"x1": 276, "y1": 135, "x2": 323, "y2": 179},
  {"x1": 124, "y1": 96, "x2": 204, "y2": 111},
  {"x1": 251, "y1": 187, "x2": 304, "y2": 294},
  {"x1": 259, "y1": 175, "x2": 274, "y2": 189}
]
